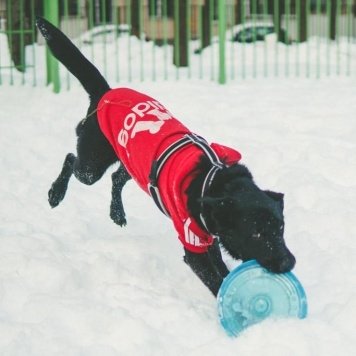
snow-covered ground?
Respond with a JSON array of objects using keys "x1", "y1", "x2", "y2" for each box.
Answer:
[{"x1": 1, "y1": 32, "x2": 356, "y2": 355}]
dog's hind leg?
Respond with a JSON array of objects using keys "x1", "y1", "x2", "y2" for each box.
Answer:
[
  {"x1": 48, "y1": 153, "x2": 76, "y2": 208},
  {"x1": 48, "y1": 135, "x2": 117, "y2": 209},
  {"x1": 110, "y1": 164, "x2": 132, "y2": 226},
  {"x1": 48, "y1": 151, "x2": 104, "y2": 208},
  {"x1": 48, "y1": 149, "x2": 116, "y2": 208}
]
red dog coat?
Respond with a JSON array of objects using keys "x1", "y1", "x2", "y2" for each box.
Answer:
[{"x1": 97, "y1": 88, "x2": 242, "y2": 253}]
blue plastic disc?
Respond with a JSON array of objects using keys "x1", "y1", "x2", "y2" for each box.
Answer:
[{"x1": 217, "y1": 260, "x2": 307, "y2": 337}]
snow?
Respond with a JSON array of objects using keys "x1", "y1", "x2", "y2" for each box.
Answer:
[{"x1": 1, "y1": 32, "x2": 356, "y2": 355}]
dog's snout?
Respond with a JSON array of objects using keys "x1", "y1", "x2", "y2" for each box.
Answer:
[
  {"x1": 259, "y1": 250, "x2": 296, "y2": 274},
  {"x1": 277, "y1": 253, "x2": 296, "y2": 273}
]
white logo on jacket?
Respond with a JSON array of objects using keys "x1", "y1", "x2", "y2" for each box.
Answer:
[
  {"x1": 118, "y1": 100, "x2": 172, "y2": 147},
  {"x1": 184, "y1": 218, "x2": 205, "y2": 248}
]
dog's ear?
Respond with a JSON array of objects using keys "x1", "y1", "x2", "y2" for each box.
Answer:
[{"x1": 264, "y1": 190, "x2": 284, "y2": 211}]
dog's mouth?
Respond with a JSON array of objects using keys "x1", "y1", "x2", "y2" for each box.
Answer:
[{"x1": 258, "y1": 252, "x2": 296, "y2": 274}]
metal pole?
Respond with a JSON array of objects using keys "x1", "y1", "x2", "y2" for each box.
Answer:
[
  {"x1": 218, "y1": 0, "x2": 226, "y2": 84},
  {"x1": 44, "y1": 0, "x2": 60, "y2": 92}
]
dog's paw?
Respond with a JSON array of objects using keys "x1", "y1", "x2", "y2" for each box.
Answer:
[
  {"x1": 110, "y1": 210, "x2": 127, "y2": 227},
  {"x1": 110, "y1": 200, "x2": 128, "y2": 227},
  {"x1": 48, "y1": 182, "x2": 67, "y2": 208}
]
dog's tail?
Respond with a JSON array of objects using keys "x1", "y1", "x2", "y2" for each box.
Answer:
[{"x1": 35, "y1": 16, "x2": 110, "y2": 100}]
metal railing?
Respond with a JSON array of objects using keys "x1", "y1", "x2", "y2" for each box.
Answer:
[
  {"x1": 0, "y1": 0, "x2": 355, "y2": 91},
  {"x1": 0, "y1": 0, "x2": 37, "y2": 85}
]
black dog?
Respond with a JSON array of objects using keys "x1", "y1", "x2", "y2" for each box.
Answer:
[{"x1": 36, "y1": 17, "x2": 295, "y2": 297}]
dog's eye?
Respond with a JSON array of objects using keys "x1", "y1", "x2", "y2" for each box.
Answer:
[{"x1": 252, "y1": 233, "x2": 263, "y2": 241}]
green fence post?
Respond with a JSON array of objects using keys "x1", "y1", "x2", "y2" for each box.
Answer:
[
  {"x1": 44, "y1": 0, "x2": 60, "y2": 93},
  {"x1": 218, "y1": 0, "x2": 226, "y2": 84},
  {"x1": 329, "y1": 0, "x2": 337, "y2": 40},
  {"x1": 173, "y1": 0, "x2": 189, "y2": 68}
]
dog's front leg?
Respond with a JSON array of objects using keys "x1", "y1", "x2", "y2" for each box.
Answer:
[
  {"x1": 110, "y1": 164, "x2": 132, "y2": 226},
  {"x1": 207, "y1": 238, "x2": 230, "y2": 277},
  {"x1": 184, "y1": 239, "x2": 229, "y2": 297},
  {"x1": 48, "y1": 153, "x2": 75, "y2": 208}
]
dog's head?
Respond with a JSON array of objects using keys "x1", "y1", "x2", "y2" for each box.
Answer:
[{"x1": 200, "y1": 166, "x2": 296, "y2": 273}]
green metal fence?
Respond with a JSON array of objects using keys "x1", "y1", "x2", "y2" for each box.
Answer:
[
  {"x1": 0, "y1": 0, "x2": 355, "y2": 91},
  {"x1": 0, "y1": 0, "x2": 37, "y2": 85}
]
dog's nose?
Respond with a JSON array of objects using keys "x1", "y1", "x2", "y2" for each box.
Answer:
[
  {"x1": 277, "y1": 253, "x2": 296, "y2": 273},
  {"x1": 260, "y1": 251, "x2": 296, "y2": 274}
]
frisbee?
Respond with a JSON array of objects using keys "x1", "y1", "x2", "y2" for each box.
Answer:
[{"x1": 217, "y1": 260, "x2": 307, "y2": 337}]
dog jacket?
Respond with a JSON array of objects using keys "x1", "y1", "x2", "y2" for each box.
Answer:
[{"x1": 97, "y1": 88, "x2": 242, "y2": 253}]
